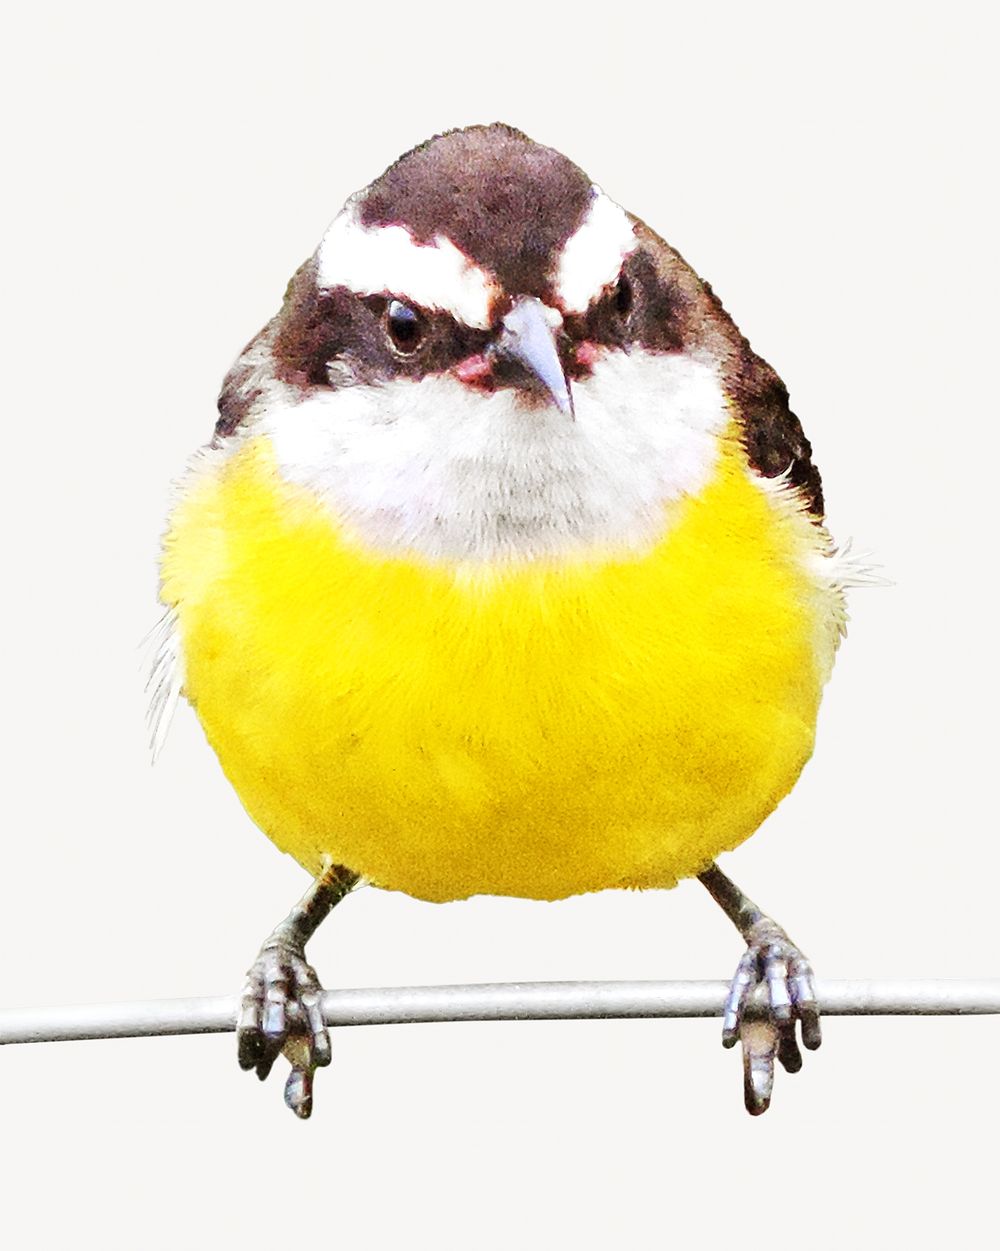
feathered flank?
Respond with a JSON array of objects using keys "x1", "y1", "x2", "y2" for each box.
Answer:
[
  {"x1": 811, "y1": 537, "x2": 888, "y2": 593},
  {"x1": 144, "y1": 608, "x2": 183, "y2": 762},
  {"x1": 748, "y1": 461, "x2": 883, "y2": 660}
]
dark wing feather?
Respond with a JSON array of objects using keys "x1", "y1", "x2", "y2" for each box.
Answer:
[{"x1": 725, "y1": 343, "x2": 824, "y2": 517}]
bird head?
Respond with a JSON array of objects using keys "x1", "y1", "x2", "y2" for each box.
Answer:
[{"x1": 214, "y1": 124, "x2": 820, "y2": 562}]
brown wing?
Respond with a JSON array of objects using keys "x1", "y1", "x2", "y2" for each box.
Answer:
[
  {"x1": 631, "y1": 225, "x2": 825, "y2": 519},
  {"x1": 724, "y1": 339, "x2": 824, "y2": 518}
]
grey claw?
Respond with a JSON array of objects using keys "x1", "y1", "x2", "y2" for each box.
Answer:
[
  {"x1": 284, "y1": 1066, "x2": 314, "y2": 1119},
  {"x1": 776, "y1": 1027, "x2": 803, "y2": 1074},
  {"x1": 765, "y1": 948, "x2": 793, "y2": 1022},
  {"x1": 722, "y1": 949, "x2": 756, "y2": 1048},
  {"x1": 722, "y1": 918, "x2": 820, "y2": 1114},
  {"x1": 236, "y1": 993, "x2": 264, "y2": 1071},
  {"x1": 789, "y1": 954, "x2": 822, "y2": 1050},
  {"x1": 236, "y1": 936, "x2": 332, "y2": 1114},
  {"x1": 302, "y1": 990, "x2": 331, "y2": 1067},
  {"x1": 263, "y1": 985, "x2": 288, "y2": 1040},
  {"x1": 800, "y1": 1014, "x2": 823, "y2": 1052},
  {"x1": 741, "y1": 1020, "x2": 777, "y2": 1115}
]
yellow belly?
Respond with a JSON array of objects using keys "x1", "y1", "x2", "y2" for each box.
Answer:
[{"x1": 161, "y1": 431, "x2": 837, "y2": 902}]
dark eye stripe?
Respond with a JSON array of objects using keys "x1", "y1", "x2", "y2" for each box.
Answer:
[
  {"x1": 562, "y1": 252, "x2": 686, "y2": 353},
  {"x1": 266, "y1": 275, "x2": 494, "y2": 390}
]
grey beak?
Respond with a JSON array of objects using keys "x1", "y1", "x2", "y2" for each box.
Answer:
[{"x1": 490, "y1": 296, "x2": 574, "y2": 418}]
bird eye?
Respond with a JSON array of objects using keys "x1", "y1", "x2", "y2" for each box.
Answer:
[
  {"x1": 613, "y1": 274, "x2": 633, "y2": 318},
  {"x1": 385, "y1": 300, "x2": 425, "y2": 354}
]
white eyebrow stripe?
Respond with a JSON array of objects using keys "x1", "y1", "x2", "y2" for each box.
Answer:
[
  {"x1": 552, "y1": 188, "x2": 638, "y2": 313},
  {"x1": 315, "y1": 208, "x2": 497, "y2": 329}
]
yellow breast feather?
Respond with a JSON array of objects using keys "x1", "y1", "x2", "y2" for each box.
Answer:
[{"x1": 161, "y1": 427, "x2": 839, "y2": 902}]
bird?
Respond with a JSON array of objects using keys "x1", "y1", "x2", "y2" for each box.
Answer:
[{"x1": 155, "y1": 123, "x2": 866, "y2": 1119}]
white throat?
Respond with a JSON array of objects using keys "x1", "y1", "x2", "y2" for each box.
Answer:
[{"x1": 256, "y1": 349, "x2": 729, "y2": 564}]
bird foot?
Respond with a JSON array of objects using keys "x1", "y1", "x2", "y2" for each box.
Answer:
[
  {"x1": 236, "y1": 932, "x2": 331, "y2": 1118},
  {"x1": 721, "y1": 917, "x2": 821, "y2": 1115}
]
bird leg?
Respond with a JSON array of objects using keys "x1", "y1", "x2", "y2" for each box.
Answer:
[
  {"x1": 698, "y1": 863, "x2": 821, "y2": 1115},
  {"x1": 237, "y1": 861, "x2": 359, "y2": 1118}
]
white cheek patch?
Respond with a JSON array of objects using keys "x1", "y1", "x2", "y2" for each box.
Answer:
[
  {"x1": 552, "y1": 188, "x2": 638, "y2": 313},
  {"x1": 260, "y1": 349, "x2": 730, "y2": 564},
  {"x1": 316, "y1": 206, "x2": 497, "y2": 329}
]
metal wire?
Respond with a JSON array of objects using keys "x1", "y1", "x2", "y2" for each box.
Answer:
[{"x1": 1, "y1": 979, "x2": 998, "y2": 1046}]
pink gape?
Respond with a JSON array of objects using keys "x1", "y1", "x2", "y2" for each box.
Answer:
[
  {"x1": 453, "y1": 353, "x2": 493, "y2": 385},
  {"x1": 453, "y1": 341, "x2": 599, "y2": 389}
]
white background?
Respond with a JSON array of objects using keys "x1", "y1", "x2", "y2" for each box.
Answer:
[{"x1": 2, "y1": 3, "x2": 997, "y2": 1247}]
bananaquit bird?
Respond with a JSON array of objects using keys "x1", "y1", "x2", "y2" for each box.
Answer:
[{"x1": 155, "y1": 124, "x2": 863, "y2": 1118}]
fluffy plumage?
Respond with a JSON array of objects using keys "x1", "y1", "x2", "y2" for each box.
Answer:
[
  {"x1": 162, "y1": 429, "x2": 837, "y2": 901},
  {"x1": 256, "y1": 349, "x2": 731, "y2": 562},
  {"x1": 159, "y1": 123, "x2": 849, "y2": 903}
]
